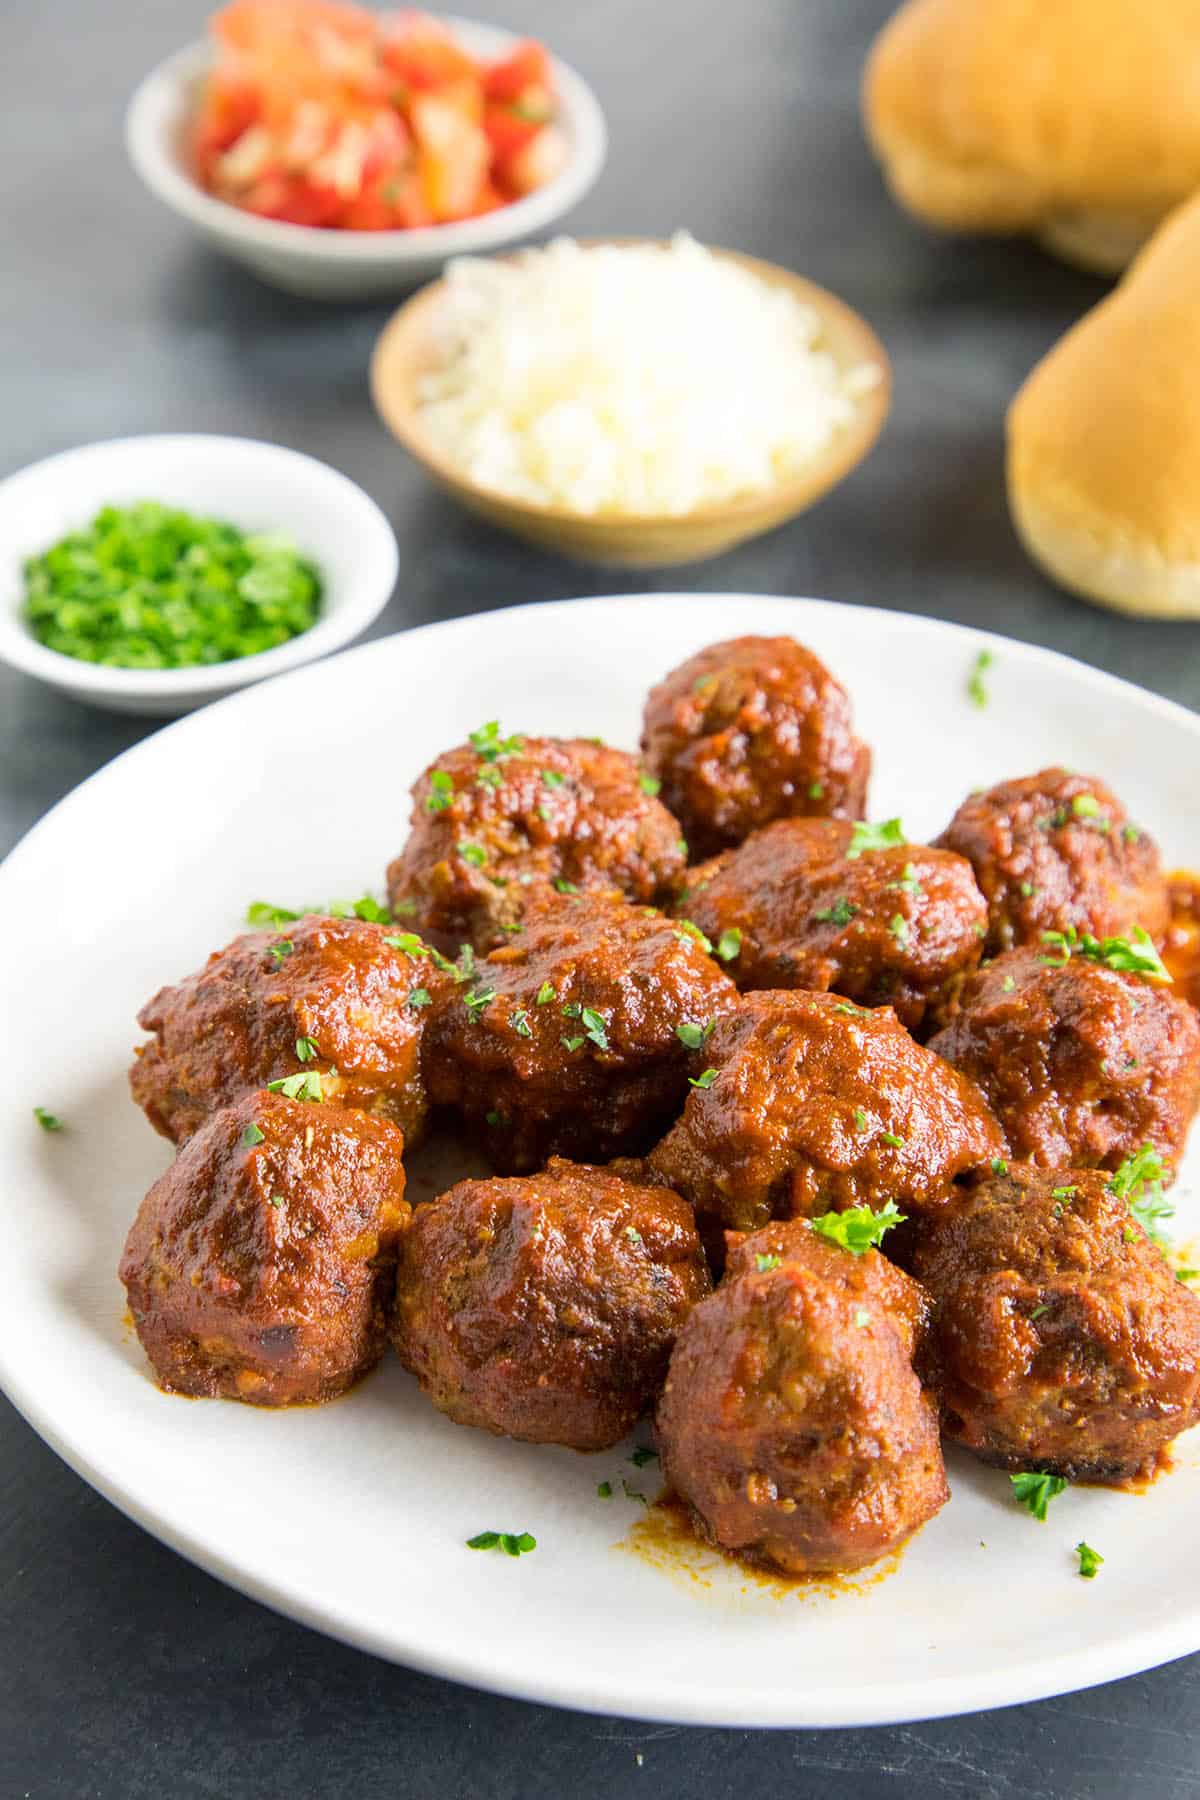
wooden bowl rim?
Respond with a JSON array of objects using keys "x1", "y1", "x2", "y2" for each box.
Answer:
[{"x1": 369, "y1": 239, "x2": 892, "y2": 533}]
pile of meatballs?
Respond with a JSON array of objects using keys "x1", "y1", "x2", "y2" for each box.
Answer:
[{"x1": 120, "y1": 634, "x2": 1200, "y2": 1579}]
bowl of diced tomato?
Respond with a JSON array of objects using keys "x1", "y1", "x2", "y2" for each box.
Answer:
[{"x1": 126, "y1": 2, "x2": 607, "y2": 299}]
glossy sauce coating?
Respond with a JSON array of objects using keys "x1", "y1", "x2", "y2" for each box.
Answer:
[
  {"x1": 928, "y1": 947, "x2": 1200, "y2": 1175},
  {"x1": 1165, "y1": 870, "x2": 1200, "y2": 1011},
  {"x1": 935, "y1": 767, "x2": 1167, "y2": 955},
  {"x1": 656, "y1": 1220, "x2": 947, "y2": 1575},
  {"x1": 130, "y1": 915, "x2": 445, "y2": 1146},
  {"x1": 647, "y1": 989, "x2": 1004, "y2": 1234},
  {"x1": 641, "y1": 635, "x2": 871, "y2": 859},
  {"x1": 120, "y1": 1090, "x2": 410, "y2": 1406},
  {"x1": 680, "y1": 817, "x2": 987, "y2": 1035},
  {"x1": 386, "y1": 735, "x2": 687, "y2": 952},
  {"x1": 424, "y1": 889, "x2": 739, "y2": 1171},
  {"x1": 912, "y1": 1164, "x2": 1200, "y2": 1480},
  {"x1": 392, "y1": 1158, "x2": 710, "y2": 1451}
]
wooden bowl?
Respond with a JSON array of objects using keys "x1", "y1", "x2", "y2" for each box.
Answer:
[{"x1": 369, "y1": 242, "x2": 892, "y2": 568}]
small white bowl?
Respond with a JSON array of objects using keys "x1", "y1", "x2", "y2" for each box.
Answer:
[
  {"x1": 0, "y1": 435, "x2": 399, "y2": 716},
  {"x1": 125, "y1": 19, "x2": 608, "y2": 300}
]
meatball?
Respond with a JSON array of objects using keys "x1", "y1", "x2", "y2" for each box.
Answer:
[
  {"x1": 681, "y1": 818, "x2": 987, "y2": 1034},
  {"x1": 130, "y1": 915, "x2": 445, "y2": 1147},
  {"x1": 641, "y1": 635, "x2": 871, "y2": 859},
  {"x1": 386, "y1": 731, "x2": 687, "y2": 952},
  {"x1": 911, "y1": 1164, "x2": 1200, "y2": 1480},
  {"x1": 656, "y1": 1220, "x2": 948, "y2": 1575},
  {"x1": 424, "y1": 889, "x2": 739, "y2": 1171},
  {"x1": 392, "y1": 1158, "x2": 711, "y2": 1451},
  {"x1": 935, "y1": 768, "x2": 1167, "y2": 955},
  {"x1": 928, "y1": 947, "x2": 1200, "y2": 1175},
  {"x1": 119, "y1": 1090, "x2": 409, "y2": 1405},
  {"x1": 647, "y1": 990, "x2": 1004, "y2": 1235}
]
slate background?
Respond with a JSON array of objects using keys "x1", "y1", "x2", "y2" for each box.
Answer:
[{"x1": 4, "y1": 1, "x2": 1200, "y2": 1794}]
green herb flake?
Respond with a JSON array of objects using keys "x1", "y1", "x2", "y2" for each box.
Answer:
[
  {"x1": 810, "y1": 1202, "x2": 906, "y2": 1255},
  {"x1": 407, "y1": 987, "x2": 432, "y2": 1009},
  {"x1": 624, "y1": 1226, "x2": 642, "y2": 1243},
  {"x1": 689, "y1": 1068, "x2": 718, "y2": 1090},
  {"x1": 715, "y1": 927, "x2": 742, "y2": 963},
  {"x1": 1030, "y1": 1303, "x2": 1050, "y2": 1321},
  {"x1": 1039, "y1": 925, "x2": 1170, "y2": 983},
  {"x1": 853, "y1": 1109, "x2": 868, "y2": 1130},
  {"x1": 1071, "y1": 794, "x2": 1101, "y2": 819},
  {"x1": 967, "y1": 649, "x2": 994, "y2": 709},
  {"x1": 638, "y1": 771, "x2": 662, "y2": 797},
  {"x1": 426, "y1": 769, "x2": 455, "y2": 812},
  {"x1": 457, "y1": 842, "x2": 488, "y2": 868},
  {"x1": 847, "y1": 818, "x2": 906, "y2": 859},
  {"x1": 1109, "y1": 1145, "x2": 1174, "y2": 1246},
  {"x1": 1002, "y1": 975, "x2": 1016, "y2": 992},
  {"x1": 476, "y1": 765, "x2": 503, "y2": 790},
  {"x1": 20, "y1": 503, "x2": 322, "y2": 671},
  {"x1": 755, "y1": 1252, "x2": 782, "y2": 1273},
  {"x1": 241, "y1": 1122, "x2": 265, "y2": 1147},
  {"x1": 675, "y1": 1020, "x2": 715, "y2": 1051},
  {"x1": 553, "y1": 878, "x2": 579, "y2": 895},
  {"x1": 880, "y1": 1130, "x2": 906, "y2": 1149},
  {"x1": 268, "y1": 939, "x2": 294, "y2": 965},
  {"x1": 887, "y1": 863, "x2": 925, "y2": 899},
  {"x1": 246, "y1": 900, "x2": 301, "y2": 927},
  {"x1": 485, "y1": 1110, "x2": 505, "y2": 1128},
  {"x1": 561, "y1": 1034, "x2": 585, "y2": 1052},
  {"x1": 630, "y1": 1447, "x2": 658, "y2": 1469},
  {"x1": 621, "y1": 1480, "x2": 648, "y2": 1506},
  {"x1": 674, "y1": 919, "x2": 713, "y2": 954},
  {"x1": 581, "y1": 1007, "x2": 610, "y2": 1051},
  {"x1": 266, "y1": 1071, "x2": 324, "y2": 1102},
  {"x1": 463, "y1": 985, "x2": 497, "y2": 1020},
  {"x1": 814, "y1": 897, "x2": 857, "y2": 927},
  {"x1": 807, "y1": 781, "x2": 825, "y2": 800},
  {"x1": 854, "y1": 1308, "x2": 871, "y2": 1328},
  {"x1": 676, "y1": 837, "x2": 688, "y2": 858},
  {"x1": 991, "y1": 1157, "x2": 1009, "y2": 1175},
  {"x1": 294, "y1": 1035, "x2": 318, "y2": 1063},
  {"x1": 536, "y1": 981, "x2": 556, "y2": 1005},
  {"x1": 269, "y1": 1194, "x2": 285, "y2": 1209},
  {"x1": 511, "y1": 1007, "x2": 533, "y2": 1039},
  {"x1": 383, "y1": 932, "x2": 426, "y2": 957},
  {"x1": 469, "y1": 721, "x2": 524, "y2": 764},
  {"x1": 1019, "y1": 881, "x2": 1036, "y2": 899},
  {"x1": 888, "y1": 913, "x2": 910, "y2": 947},
  {"x1": 33, "y1": 1107, "x2": 64, "y2": 1133},
  {"x1": 1076, "y1": 1541, "x2": 1103, "y2": 1579},
  {"x1": 1009, "y1": 1470, "x2": 1068, "y2": 1521},
  {"x1": 597, "y1": 1481, "x2": 613, "y2": 1499}
]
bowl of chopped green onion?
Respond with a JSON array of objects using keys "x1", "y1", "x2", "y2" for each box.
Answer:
[{"x1": 0, "y1": 436, "x2": 398, "y2": 714}]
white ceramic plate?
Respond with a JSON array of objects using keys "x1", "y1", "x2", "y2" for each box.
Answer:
[{"x1": 1, "y1": 593, "x2": 1198, "y2": 1729}]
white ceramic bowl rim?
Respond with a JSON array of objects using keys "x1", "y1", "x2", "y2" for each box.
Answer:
[
  {"x1": 125, "y1": 19, "x2": 608, "y2": 266},
  {"x1": 0, "y1": 434, "x2": 399, "y2": 699}
]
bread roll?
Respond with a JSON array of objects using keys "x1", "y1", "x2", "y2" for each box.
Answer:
[
  {"x1": 864, "y1": 0, "x2": 1200, "y2": 273},
  {"x1": 1007, "y1": 193, "x2": 1200, "y2": 616}
]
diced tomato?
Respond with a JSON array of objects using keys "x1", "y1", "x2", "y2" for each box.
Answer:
[
  {"x1": 410, "y1": 92, "x2": 490, "y2": 221},
  {"x1": 482, "y1": 41, "x2": 552, "y2": 104},
  {"x1": 378, "y1": 15, "x2": 479, "y2": 90},
  {"x1": 482, "y1": 101, "x2": 543, "y2": 163},
  {"x1": 240, "y1": 170, "x2": 346, "y2": 227}
]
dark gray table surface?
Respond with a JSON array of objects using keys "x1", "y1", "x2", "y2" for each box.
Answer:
[{"x1": 5, "y1": 1, "x2": 1200, "y2": 1794}]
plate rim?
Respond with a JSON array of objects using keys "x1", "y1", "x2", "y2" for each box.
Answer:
[{"x1": 3, "y1": 589, "x2": 1200, "y2": 1729}]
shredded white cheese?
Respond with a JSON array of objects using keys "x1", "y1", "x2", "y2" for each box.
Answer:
[{"x1": 415, "y1": 233, "x2": 879, "y2": 517}]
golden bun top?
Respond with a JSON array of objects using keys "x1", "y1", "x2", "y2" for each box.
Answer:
[
  {"x1": 864, "y1": 0, "x2": 1200, "y2": 266},
  {"x1": 1007, "y1": 193, "x2": 1200, "y2": 607}
]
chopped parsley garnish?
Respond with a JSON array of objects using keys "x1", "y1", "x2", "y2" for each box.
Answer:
[
  {"x1": 1029, "y1": 1304, "x2": 1049, "y2": 1321},
  {"x1": 1009, "y1": 1471, "x2": 1067, "y2": 1521},
  {"x1": 715, "y1": 927, "x2": 742, "y2": 962},
  {"x1": 808, "y1": 780, "x2": 824, "y2": 800},
  {"x1": 689, "y1": 1068, "x2": 718, "y2": 1090},
  {"x1": 457, "y1": 841, "x2": 488, "y2": 868},
  {"x1": 597, "y1": 1481, "x2": 613, "y2": 1499},
  {"x1": 676, "y1": 837, "x2": 688, "y2": 859},
  {"x1": 294, "y1": 1035, "x2": 318, "y2": 1063},
  {"x1": 536, "y1": 981, "x2": 556, "y2": 1005},
  {"x1": 1108, "y1": 1145, "x2": 1174, "y2": 1245},
  {"x1": 33, "y1": 1107, "x2": 63, "y2": 1133},
  {"x1": 675, "y1": 919, "x2": 713, "y2": 953},
  {"x1": 967, "y1": 649, "x2": 993, "y2": 709},
  {"x1": 847, "y1": 818, "x2": 905, "y2": 859},
  {"x1": 1038, "y1": 925, "x2": 1169, "y2": 982},
  {"x1": 466, "y1": 1530, "x2": 536, "y2": 1556},
  {"x1": 854, "y1": 1308, "x2": 871, "y2": 1328},
  {"x1": 991, "y1": 1157, "x2": 1009, "y2": 1175},
  {"x1": 561, "y1": 1002, "x2": 582, "y2": 1019},
  {"x1": 880, "y1": 1130, "x2": 906, "y2": 1148},
  {"x1": 266, "y1": 1071, "x2": 324, "y2": 1102},
  {"x1": 469, "y1": 721, "x2": 524, "y2": 763},
  {"x1": 541, "y1": 768, "x2": 565, "y2": 789},
  {"x1": 1075, "y1": 1542, "x2": 1103, "y2": 1579},
  {"x1": 834, "y1": 1001, "x2": 871, "y2": 1017},
  {"x1": 1122, "y1": 824, "x2": 1141, "y2": 844},
  {"x1": 241, "y1": 1122, "x2": 265, "y2": 1147},
  {"x1": 463, "y1": 985, "x2": 496, "y2": 1020},
  {"x1": 630, "y1": 1447, "x2": 659, "y2": 1468},
  {"x1": 407, "y1": 987, "x2": 432, "y2": 1009},
  {"x1": 1002, "y1": 975, "x2": 1016, "y2": 992},
  {"x1": 1072, "y1": 793, "x2": 1101, "y2": 819},
  {"x1": 638, "y1": 771, "x2": 662, "y2": 797},
  {"x1": 561, "y1": 1034, "x2": 585, "y2": 1052},
  {"x1": 21, "y1": 503, "x2": 322, "y2": 670},
  {"x1": 485, "y1": 1110, "x2": 505, "y2": 1128},
  {"x1": 553, "y1": 878, "x2": 579, "y2": 895},
  {"x1": 1019, "y1": 881, "x2": 1036, "y2": 899},
  {"x1": 383, "y1": 931, "x2": 427, "y2": 957},
  {"x1": 814, "y1": 897, "x2": 857, "y2": 927},
  {"x1": 455, "y1": 945, "x2": 477, "y2": 982},
  {"x1": 268, "y1": 939, "x2": 294, "y2": 964},
  {"x1": 887, "y1": 863, "x2": 925, "y2": 898},
  {"x1": 675, "y1": 1020, "x2": 715, "y2": 1051},
  {"x1": 426, "y1": 769, "x2": 455, "y2": 812},
  {"x1": 269, "y1": 1194, "x2": 285, "y2": 1209},
  {"x1": 853, "y1": 1109, "x2": 868, "y2": 1130},
  {"x1": 511, "y1": 1007, "x2": 533, "y2": 1039},
  {"x1": 621, "y1": 1479, "x2": 648, "y2": 1506},
  {"x1": 392, "y1": 899, "x2": 418, "y2": 917},
  {"x1": 1050, "y1": 1185, "x2": 1077, "y2": 1202},
  {"x1": 755, "y1": 1252, "x2": 782, "y2": 1272},
  {"x1": 810, "y1": 1202, "x2": 905, "y2": 1254},
  {"x1": 581, "y1": 1007, "x2": 610, "y2": 1050},
  {"x1": 246, "y1": 900, "x2": 301, "y2": 927},
  {"x1": 332, "y1": 895, "x2": 392, "y2": 923},
  {"x1": 476, "y1": 765, "x2": 503, "y2": 790},
  {"x1": 624, "y1": 1226, "x2": 642, "y2": 1243},
  {"x1": 888, "y1": 913, "x2": 910, "y2": 947}
]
